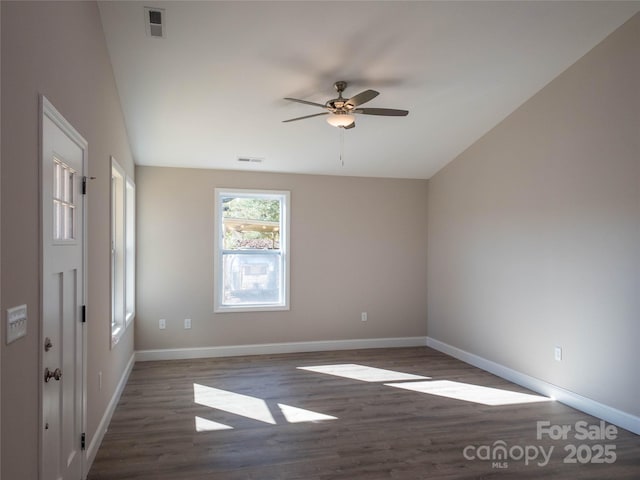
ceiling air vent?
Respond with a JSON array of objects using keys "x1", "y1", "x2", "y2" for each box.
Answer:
[
  {"x1": 144, "y1": 7, "x2": 165, "y2": 38},
  {"x1": 237, "y1": 157, "x2": 264, "y2": 164}
]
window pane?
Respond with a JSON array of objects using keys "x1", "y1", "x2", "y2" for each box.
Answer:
[
  {"x1": 65, "y1": 205, "x2": 75, "y2": 240},
  {"x1": 54, "y1": 162, "x2": 62, "y2": 200},
  {"x1": 221, "y1": 252, "x2": 282, "y2": 306},
  {"x1": 66, "y1": 169, "x2": 74, "y2": 203},
  {"x1": 222, "y1": 197, "x2": 280, "y2": 222},
  {"x1": 222, "y1": 197, "x2": 281, "y2": 250},
  {"x1": 54, "y1": 201, "x2": 62, "y2": 240}
]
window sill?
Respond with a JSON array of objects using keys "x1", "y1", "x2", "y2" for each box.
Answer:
[
  {"x1": 214, "y1": 304, "x2": 290, "y2": 314},
  {"x1": 111, "y1": 327, "x2": 123, "y2": 348},
  {"x1": 111, "y1": 317, "x2": 133, "y2": 348}
]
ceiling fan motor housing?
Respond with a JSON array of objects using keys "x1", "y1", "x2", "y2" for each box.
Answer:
[
  {"x1": 327, "y1": 81, "x2": 349, "y2": 112},
  {"x1": 327, "y1": 99, "x2": 350, "y2": 112}
]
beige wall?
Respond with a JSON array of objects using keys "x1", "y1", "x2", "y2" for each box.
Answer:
[
  {"x1": 427, "y1": 14, "x2": 639, "y2": 417},
  {"x1": 136, "y1": 167, "x2": 428, "y2": 350},
  {"x1": 1, "y1": 2, "x2": 135, "y2": 479}
]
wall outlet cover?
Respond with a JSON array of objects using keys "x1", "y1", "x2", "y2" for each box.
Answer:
[{"x1": 554, "y1": 346, "x2": 562, "y2": 362}]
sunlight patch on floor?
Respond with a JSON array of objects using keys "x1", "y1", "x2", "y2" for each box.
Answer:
[
  {"x1": 298, "y1": 364, "x2": 430, "y2": 382},
  {"x1": 193, "y1": 383, "x2": 338, "y2": 430},
  {"x1": 385, "y1": 380, "x2": 552, "y2": 406},
  {"x1": 195, "y1": 416, "x2": 233, "y2": 432},
  {"x1": 278, "y1": 403, "x2": 337, "y2": 423},
  {"x1": 193, "y1": 383, "x2": 276, "y2": 424}
]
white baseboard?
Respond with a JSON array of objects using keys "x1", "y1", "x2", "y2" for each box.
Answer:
[
  {"x1": 136, "y1": 336, "x2": 428, "y2": 362},
  {"x1": 426, "y1": 337, "x2": 640, "y2": 436},
  {"x1": 85, "y1": 352, "x2": 136, "y2": 471}
]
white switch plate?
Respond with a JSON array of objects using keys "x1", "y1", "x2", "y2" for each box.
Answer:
[
  {"x1": 159, "y1": 319, "x2": 166, "y2": 330},
  {"x1": 7, "y1": 304, "x2": 27, "y2": 344},
  {"x1": 361, "y1": 312, "x2": 367, "y2": 322},
  {"x1": 554, "y1": 346, "x2": 562, "y2": 362},
  {"x1": 184, "y1": 318, "x2": 192, "y2": 329}
]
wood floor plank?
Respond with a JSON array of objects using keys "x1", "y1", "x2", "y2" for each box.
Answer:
[{"x1": 88, "y1": 347, "x2": 640, "y2": 479}]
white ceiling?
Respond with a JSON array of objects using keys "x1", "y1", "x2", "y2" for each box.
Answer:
[{"x1": 98, "y1": 1, "x2": 639, "y2": 179}]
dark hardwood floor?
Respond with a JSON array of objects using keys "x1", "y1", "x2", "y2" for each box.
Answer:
[{"x1": 88, "y1": 347, "x2": 640, "y2": 479}]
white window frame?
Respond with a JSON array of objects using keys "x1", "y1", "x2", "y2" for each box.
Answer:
[
  {"x1": 111, "y1": 157, "x2": 135, "y2": 346},
  {"x1": 125, "y1": 177, "x2": 136, "y2": 325},
  {"x1": 214, "y1": 188, "x2": 290, "y2": 313}
]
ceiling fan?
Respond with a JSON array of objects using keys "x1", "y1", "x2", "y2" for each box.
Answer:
[{"x1": 283, "y1": 81, "x2": 409, "y2": 129}]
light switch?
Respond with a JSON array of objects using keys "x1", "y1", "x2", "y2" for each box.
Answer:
[{"x1": 7, "y1": 305, "x2": 27, "y2": 344}]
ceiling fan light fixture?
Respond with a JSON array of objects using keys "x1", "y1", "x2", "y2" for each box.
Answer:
[{"x1": 326, "y1": 113, "x2": 355, "y2": 128}]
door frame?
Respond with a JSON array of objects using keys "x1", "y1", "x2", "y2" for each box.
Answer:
[{"x1": 39, "y1": 95, "x2": 88, "y2": 480}]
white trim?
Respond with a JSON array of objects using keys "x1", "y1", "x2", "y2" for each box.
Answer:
[
  {"x1": 39, "y1": 95, "x2": 89, "y2": 480},
  {"x1": 41, "y1": 96, "x2": 88, "y2": 150},
  {"x1": 85, "y1": 353, "x2": 135, "y2": 472},
  {"x1": 426, "y1": 337, "x2": 640, "y2": 436},
  {"x1": 136, "y1": 336, "x2": 428, "y2": 362}
]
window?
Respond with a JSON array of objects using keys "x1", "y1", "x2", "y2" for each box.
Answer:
[
  {"x1": 53, "y1": 157, "x2": 77, "y2": 241},
  {"x1": 111, "y1": 158, "x2": 135, "y2": 346},
  {"x1": 214, "y1": 189, "x2": 290, "y2": 312}
]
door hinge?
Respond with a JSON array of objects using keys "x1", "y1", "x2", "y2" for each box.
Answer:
[
  {"x1": 81, "y1": 305, "x2": 86, "y2": 323},
  {"x1": 82, "y1": 176, "x2": 96, "y2": 195},
  {"x1": 81, "y1": 432, "x2": 86, "y2": 451}
]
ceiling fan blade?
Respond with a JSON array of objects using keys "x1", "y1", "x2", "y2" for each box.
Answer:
[
  {"x1": 283, "y1": 97, "x2": 326, "y2": 108},
  {"x1": 344, "y1": 121, "x2": 356, "y2": 130},
  {"x1": 355, "y1": 108, "x2": 409, "y2": 116},
  {"x1": 282, "y1": 112, "x2": 329, "y2": 123},
  {"x1": 345, "y1": 89, "x2": 379, "y2": 107}
]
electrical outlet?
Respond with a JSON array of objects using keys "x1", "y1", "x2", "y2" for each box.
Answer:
[
  {"x1": 361, "y1": 312, "x2": 367, "y2": 322},
  {"x1": 184, "y1": 318, "x2": 192, "y2": 329},
  {"x1": 159, "y1": 319, "x2": 166, "y2": 330},
  {"x1": 554, "y1": 346, "x2": 562, "y2": 362}
]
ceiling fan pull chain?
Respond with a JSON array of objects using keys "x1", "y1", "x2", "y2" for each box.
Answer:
[{"x1": 340, "y1": 128, "x2": 345, "y2": 167}]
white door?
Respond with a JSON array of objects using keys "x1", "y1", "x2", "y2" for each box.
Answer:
[{"x1": 41, "y1": 97, "x2": 87, "y2": 480}]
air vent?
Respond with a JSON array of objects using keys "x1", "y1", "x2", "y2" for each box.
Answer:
[
  {"x1": 237, "y1": 157, "x2": 264, "y2": 164},
  {"x1": 144, "y1": 7, "x2": 165, "y2": 38}
]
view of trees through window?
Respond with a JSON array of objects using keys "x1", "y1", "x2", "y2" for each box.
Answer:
[{"x1": 222, "y1": 197, "x2": 281, "y2": 250}]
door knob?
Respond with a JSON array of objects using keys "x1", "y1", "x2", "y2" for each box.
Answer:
[{"x1": 44, "y1": 367, "x2": 62, "y2": 383}]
